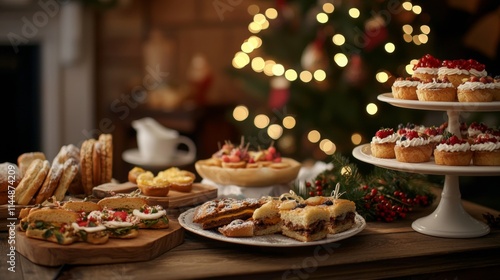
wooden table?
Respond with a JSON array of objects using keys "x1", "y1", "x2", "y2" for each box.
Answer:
[{"x1": 2, "y1": 191, "x2": 500, "y2": 280}]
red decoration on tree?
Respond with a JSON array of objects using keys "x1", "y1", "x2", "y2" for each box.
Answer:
[{"x1": 268, "y1": 77, "x2": 290, "y2": 109}]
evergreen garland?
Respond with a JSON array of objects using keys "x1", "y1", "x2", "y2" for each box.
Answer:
[{"x1": 292, "y1": 154, "x2": 437, "y2": 222}]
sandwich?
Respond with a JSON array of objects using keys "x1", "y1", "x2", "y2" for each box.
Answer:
[
  {"x1": 24, "y1": 208, "x2": 80, "y2": 245},
  {"x1": 305, "y1": 196, "x2": 356, "y2": 234},
  {"x1": 279, "y1": 200, "x2": 330, "y2": 242},
  {"x1": 192, "y1": 197, "x2": 264, "y2": 230},
  {"x1": 87, "y1": 208, "x2": 139, "y2": 239},
  {"x1": 62, "y1": 200, "x2": 110, "y2": 244},
  {"x1": 95, "y1": 196, "x2": 141, "y2": 238},
  {"x1": 133, "y1": 204, "x2": 169, "y2": 229},
  {"x1": 252, "y1": 199, "x2": 282, "y2": 236}
]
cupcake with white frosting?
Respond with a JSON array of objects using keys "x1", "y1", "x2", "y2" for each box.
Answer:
[
  {"x1": 438, "y1": 59, "x2": 487, "y2": 88},
  {"x1": 434, "y1": 133, "x2": 472, "y2": 166},
  {"x1": 394, "y1": 130, "x2": 432, "y2": 163},
  {"x1": 371, "y1": 128, "x2": 398, "y2": 158},
  {"x1": 412, "y1": 54, "x2": 440, "y2": 81},
  {"x1": 391, "y1": 77, "x2": 420, "y2": 100},
  {"x1": 457, "y1": 76, "x2": 495, "y2": 102},
  {"x1": 416, "y1": 77, "x2": 456, "y2": 101},
  {"x1": 471, "y1": 133, "x2": 500, "y2": 166}
]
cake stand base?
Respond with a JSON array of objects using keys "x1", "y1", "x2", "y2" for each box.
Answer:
[{"x1": 411, "y1": 175, "x2": 490, "y2": 238}]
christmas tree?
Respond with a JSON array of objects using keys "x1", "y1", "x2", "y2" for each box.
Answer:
[{"x1": 230, "y1": 0, "x2": 436, "y2": 161}]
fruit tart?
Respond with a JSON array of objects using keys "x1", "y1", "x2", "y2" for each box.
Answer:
[
  {"x1": 412, "y1": 54, "x2": 440, "y2": 81},
  {"x1": 370, "y1": 128, "x2": 398, "y2": 158},
  {"x1": 434, "y1": 133, "x2": 472, "y2": 166},
  {"x1": 457, "y1": 76, "x2": 495, "y2": 102}
]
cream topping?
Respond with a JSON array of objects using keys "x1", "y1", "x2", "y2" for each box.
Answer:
[
  {"x1": 469, "y1": 69, "x2": 487, "y2": 77},
  {"x1": 392, "y1": 80, "x2": 419, "y2": 87},
  {"x1": 133, "y1": 209, "x2": 166, "y2": 220},
  {"x1": 436, "y1": 142, "x2": 470, "y2": 152},
  {"x1": 102, "y1": 221, "x2": 135, "y2": 228},
  {"x1": 427, "y1": 134, "x2": 443, "y2": 143},
  {"x1": 371, "y1": 133, "x2": 399, "y2": 144},
  {"x1": 71, "y1": 223, "x2": 107, "y2": 233},
  {"x1": 396, "y1": 137, "x2": 430, "y2": 147},
  {"x1": 471, "y1": 142, "x2": 500, "y2": 152},
  {"x1": 468, "y1": 128, "x2": 484, "y2": 137},
  {"x1": 457, "y1": 82, "x2": 495, "y2": 91},
  {"x1": 417, "y1": 81, "x2": 454, "y2": 89},
  {"x1": 438, "y1": 67, "x2": 469, "y2": 76},
  {"x1": 413, "y1": 67, "x2": 438, "y2": 75}
]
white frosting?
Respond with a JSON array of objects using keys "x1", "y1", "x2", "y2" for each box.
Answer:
[
  {"x1": 417, "y1": 81, "x2": 454, "y2": 89},
  {"x1": 133, "y1": 209, "x2": 166, "y2": 220},
  {"x1": 469, "y1": 69, "x2": 487, "y2": 77},
  {"x1": 371, "y1": 133, "x2": 399, "y2": 144},
  {"x1": 438, "y1": 67, "x2": 469, "y2": 76},
  {"x1": 103, "y1": 221, "x2": 135, "y2": 228},
  {"x1": 392, "y1": 80, "x2": 419, "y2": 87},
  {"x1": 493, "y1": 82, "x2": 500, "y2": 89},
  {"x1": 468, "y1": 128, "x2": 484, "y2": 137},
  {"x1": 71, "y1": 223, "x2": 107, "y2": 233},
  {"x1": 457, "y1": 82, "x2": 495, "y2": 91},
  {"x1": 414, "y1": 67, "x2": 438, "y2": 75},
  {"x1": 471, "y1": 142, "x2": 500, "y2": 152},
  {"x1": 427, "y1": 134, "x2": 443, "y2": 143},
  {"x1": 396, "y1": 137, "x2": 430, "y2": 147},
  {"x1": 436, "y1": 142, "x2": 470, "y2": 152}
]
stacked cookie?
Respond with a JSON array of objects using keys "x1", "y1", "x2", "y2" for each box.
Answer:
[
  {"x1": 80, "y1": 134, "x2": 113, "y2": 195},
  {"x1": 12, "y1": 134, "x2": 113, "y2": 205}
]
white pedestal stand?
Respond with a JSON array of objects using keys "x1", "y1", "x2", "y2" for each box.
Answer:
[{"x1": 352, "y1": 94, "x2": 500, "y2": 238}]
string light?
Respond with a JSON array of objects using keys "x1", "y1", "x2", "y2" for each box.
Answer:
[{"x1": 232, "y1": 2, "x2": 430, "y2": 155}]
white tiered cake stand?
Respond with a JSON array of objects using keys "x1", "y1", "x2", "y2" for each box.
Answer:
[{"x1": 352, "y1": 93, "x2": 500, "y2": 238}]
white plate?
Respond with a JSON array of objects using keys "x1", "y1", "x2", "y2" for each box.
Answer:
[
  {"x1": 352, "y1": 144, "x2": 500, "y2": 176},
  {"x1": 378, "y1": 93, "x2": 500, "y2": 112},
  {"x1": 178, "y1": 207, "x2": 366, "y2": 247},
  {"x1": 122, "y1": 149, "x2": 194, "y2": 168}
]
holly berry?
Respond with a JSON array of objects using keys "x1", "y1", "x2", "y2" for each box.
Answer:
[
  {"x1": 413, "y1": 54, "x2": 440, "y2": 70},
  {"x1": 375, "y1": 128, "x2": 394, "y2": 139}
]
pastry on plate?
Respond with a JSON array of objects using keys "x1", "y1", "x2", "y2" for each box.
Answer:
[
  {"x1": 370, "y1": 128, "x2": 398, "y2": 159},
  {"x1": 391, "y1": 77, "x2": 420, "y2": 100},
  {"x1": 470, "y1": 133, "x2": 500, "y2": 166},
  {"x1": 193, "y1": 198, "x2": 264, "y2": 230},
  {"x1": 279, "y1": 200, "x2": 330, "y2": 242},
  {"x1": 412, "y1": 54, "x2": 440, "y2": 81},
  {"x1": 457, "y1": 76, "x2": 495, "y2": 102},
  {"x1": 416, "y1": 77, "x2": 456, "y2": 102},
  {"x1": 394, "y1": 130, "x2": 432, "y2": 163},
  {"x1": 434, "y1": 134, "x2": 472, "y2": 166}
]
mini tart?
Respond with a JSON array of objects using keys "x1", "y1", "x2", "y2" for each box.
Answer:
[
  {"x1": 391, "y1": 77, "x2": 420, "y2": 100},
  {"x1": 394, "y1": 131, "x2": 432, "y2": 163},
  {"x1": 136, "y1": 171, "x2": 170, "y2": 196},
  {"x1": 394, "y1": 145, "x2": 432, "y2": 163},
  {"x1": 157, "y1": 167, "x2": 195, "y2": 192},
  {"x1": 371, "y1": 128, "x2": 398, "y2": 158},
  {"x1": 438, "y1": 59, "x2": 487, "y2": 88},
  {"x1": 371, "y1": 142, "x2": 396, "y2": 159},
  {"x1": 472, "y1": 150, "x2": 500, "y2": 166},
  {"x1": 457, "y1": 77, "x2": 495, "y2": 102},
  {"x1": 412, "y1": 54, "x2": 440, "y2": 81},
  {"x1": 492, "y1": 76, "x2": 500, "y2": 101},
  {"x1": 416, "y1": 78, "x2": 456, "y2": 101},
  {"x1": 433, "y1": 136, "x2": 472, "y2": 166},
  {"x1": 434, "y1": 149, "x2": 472, "y2": 166},
  {"x1": 470, "y1": 134, "x2": 500, "y2": 166}
]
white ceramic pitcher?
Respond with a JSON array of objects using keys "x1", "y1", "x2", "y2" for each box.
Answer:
[{"x1": 132, "y1": 117, "x2": 196, "y2": 164}]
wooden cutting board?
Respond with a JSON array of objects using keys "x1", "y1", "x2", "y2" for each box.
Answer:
[
  {"x1": 15, "y1": 220, "x2": 184, "y2": 267},
  {"x1": 92, "y1": 182, "x2": 218, "y2": 209}
]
